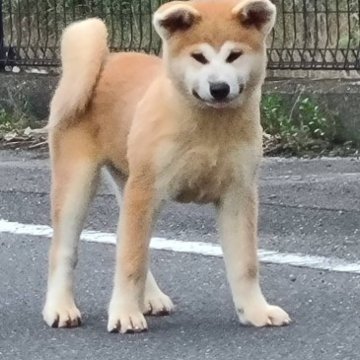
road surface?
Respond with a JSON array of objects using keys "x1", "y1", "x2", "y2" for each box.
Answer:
[{"x1": 1, "y1": 150, "x2": 359, "y2": 360}]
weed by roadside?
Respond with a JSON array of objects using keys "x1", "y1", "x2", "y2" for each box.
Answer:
[
  {"x1": 0, "y1": 109, "x2": 47, "y2": 150},
  {"x1": 261, "y1": 95, "x2": 358, "y2": 157}
]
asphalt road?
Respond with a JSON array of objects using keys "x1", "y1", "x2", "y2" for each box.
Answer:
[{"x1": 0, "y1": 149, "x2": 359, "y2": 360}]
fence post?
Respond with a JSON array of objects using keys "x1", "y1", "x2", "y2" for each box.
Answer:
[{"x1": 0, "y1": 0, "x2": 4, "y2": 70}]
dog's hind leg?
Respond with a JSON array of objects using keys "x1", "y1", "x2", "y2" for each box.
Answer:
[
  {"x1": 43, "y1": 128, "x2": 100, "y2": 328},
  {"x1": 105, "y1": 167, "x2": 174, "y2": 318}
]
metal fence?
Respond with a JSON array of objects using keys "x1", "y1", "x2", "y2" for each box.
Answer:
[{"x1": 0, "y1": 0, "x2": 359, "y2": 70}]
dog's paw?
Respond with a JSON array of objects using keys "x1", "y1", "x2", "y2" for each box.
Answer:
[
  {"x1": 238, "y1": 304, "x2": 291, "y2": 327},
  {"x1": 108, "y1": 301, "x2": 148, "y2": 334},
  {"x1": 143, "y1": 291, "x2": 174, "y2": 316},
  {"x1": 42, "y1": 300, "x2": 81, "y2": 328}
]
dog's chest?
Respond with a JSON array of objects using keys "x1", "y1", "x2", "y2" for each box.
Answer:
[{"x1": 157, "y1": 144, "x2": 237, "y2": 204}]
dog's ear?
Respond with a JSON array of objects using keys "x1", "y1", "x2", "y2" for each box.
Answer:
[
  {"x1": 153, "y1": 2, "x2": 201, "y2": 39},
  {"x1": 232, "y1": 0, "x2": 276, "y2": 35}
]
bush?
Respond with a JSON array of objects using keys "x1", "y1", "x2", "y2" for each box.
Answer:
[{"x1": 261, "y1": 95, "x2": 348, "y2": 155}]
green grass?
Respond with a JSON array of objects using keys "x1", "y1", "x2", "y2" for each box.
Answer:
[
  {"x1": 0, "y1": 108, "x2": 34, "y2": 133},
  {"x1": 0, "y1": 108, "x2": 19, "y2": 132},
  {"x1": 261, "y1": 95, "x2": 357, "y2": 156}
]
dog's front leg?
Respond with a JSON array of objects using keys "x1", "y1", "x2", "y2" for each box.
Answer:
[
  {"x1": 108, "y1": 178, "x2": 157, "y2": 333},
  {"x1": 217, "y1": 186, "x2": 291, "y2": 327}
]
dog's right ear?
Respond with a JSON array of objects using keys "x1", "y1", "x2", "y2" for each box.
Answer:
[{"x1": 153, "y1": 2, "x2": 200, "y2": 39}]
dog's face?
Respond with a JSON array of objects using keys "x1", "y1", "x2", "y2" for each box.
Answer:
[
  {"x1": 172, "y1": 40, "x2": 262, "y2": 109},
  {"x1": 153, "y1": 0, "x2": 276, "y2": 109}
]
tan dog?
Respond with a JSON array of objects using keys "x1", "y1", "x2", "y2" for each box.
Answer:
[{"x1": 43, "y1": 0, "x2": 291, "y2": 333}]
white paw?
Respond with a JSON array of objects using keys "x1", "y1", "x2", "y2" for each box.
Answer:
[
  {"x1": 108, "y1": 302, "x2": 148, "y2": 334},
  {"x1": 42, "y1": 299, "x2": 81, "y2": 328},
  {"x1": 143, "y1": 291, "x2": 175, "y2": 316},
  {"x1": 238, "y1": 304, "x2": 291, "y2": 327}
]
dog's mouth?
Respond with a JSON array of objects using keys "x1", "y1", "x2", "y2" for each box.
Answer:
[{"x1": 192, "y1": 89, "x2": 241, "y2": 109}]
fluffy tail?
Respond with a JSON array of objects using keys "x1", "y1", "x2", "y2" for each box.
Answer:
[{"x1": 48, "y1": 18, "x2": 109, "y2": 128}]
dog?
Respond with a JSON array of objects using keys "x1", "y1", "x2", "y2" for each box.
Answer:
[{"x1": 42, "y1": 0, "x2": 290, "y2": 333}]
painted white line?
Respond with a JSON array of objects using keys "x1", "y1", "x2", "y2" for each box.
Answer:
[{"x1": 1, "y1": 219, "x2": 360, "y2": 274}]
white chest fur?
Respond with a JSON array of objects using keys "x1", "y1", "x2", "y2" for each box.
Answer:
[{"x1": 155, "y1": 140, "x2": 260, "y2": 204}]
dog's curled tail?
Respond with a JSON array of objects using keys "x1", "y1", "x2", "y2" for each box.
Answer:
[{"x1": 48, "y1": 18, "x2": 108, "y2": 128}]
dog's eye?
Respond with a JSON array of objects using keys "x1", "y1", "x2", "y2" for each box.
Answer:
[
  {"x1": 191, "y1": 53, "x2": 209, "y2": 64},
  {"x1": 226, "y1": 51, "x2": 243, "y2": 63}
]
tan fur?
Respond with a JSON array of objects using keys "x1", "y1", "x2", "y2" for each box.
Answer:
[
  {"x1": 162, "y1": 1, "x2": 264, "y2": 53},
  {"x1": 43, "y1": 0, "x2": 290, "y2": 333},
  {"x1": 48, "y1": 18, "x2": 109, "y2": 128}
]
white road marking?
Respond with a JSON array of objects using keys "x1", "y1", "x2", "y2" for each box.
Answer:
[{"x1": 1, "y1": 219, "x2": 360, "y2": 274}]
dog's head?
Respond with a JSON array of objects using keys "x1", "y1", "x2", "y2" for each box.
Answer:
[{"x1": 153, "y1": 0, "x2": 276, "y2": 109}]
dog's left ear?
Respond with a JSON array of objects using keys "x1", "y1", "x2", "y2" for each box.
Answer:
[
  {"x1": 153, "y1": 2, "x2": 201, "y2": 39},
  {"x1": 232, "y1": 0, "x2": 276, "y2": 35}
]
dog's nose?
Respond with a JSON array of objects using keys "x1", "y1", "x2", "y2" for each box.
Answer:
[{"x1": 209, "y1": 82, "x2": 230, "y2": 101}]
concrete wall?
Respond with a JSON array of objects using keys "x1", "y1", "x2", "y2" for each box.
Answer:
[{"x1": 0, "y1": 73, "x2": 359, "y2": 143}]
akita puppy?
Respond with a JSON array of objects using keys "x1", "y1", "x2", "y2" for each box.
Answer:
[{"x1": 43, "y1": 0, "x2": 291, "y2": 333}]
